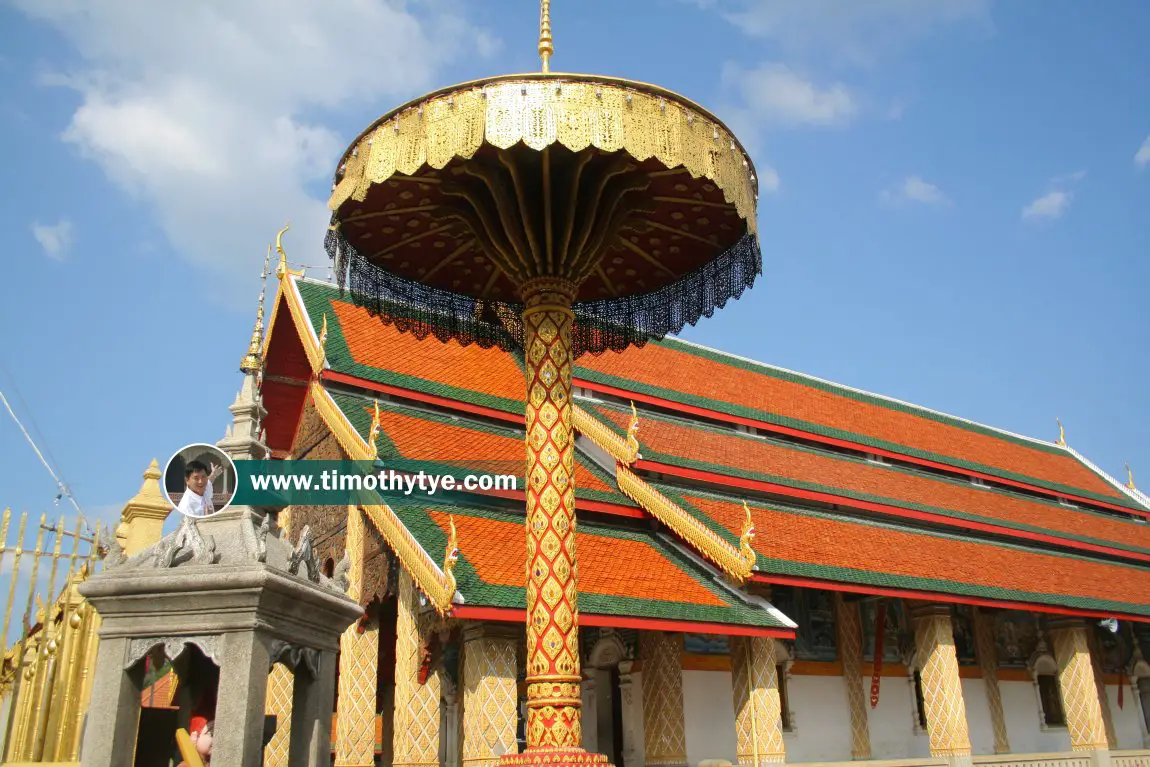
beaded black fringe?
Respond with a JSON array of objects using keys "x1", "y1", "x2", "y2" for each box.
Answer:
[{"x1": 325, "y1": 217, "x2": 762, "y2": 357}]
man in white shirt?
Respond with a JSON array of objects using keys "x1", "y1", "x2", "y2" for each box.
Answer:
[{"x1": 175, "y1": 460, "x2": 224, "y2": 518}]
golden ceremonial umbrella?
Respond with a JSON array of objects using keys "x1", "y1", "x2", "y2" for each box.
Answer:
[{"x1": 324, "y1": 4, "x2": 762, "y2": 764}]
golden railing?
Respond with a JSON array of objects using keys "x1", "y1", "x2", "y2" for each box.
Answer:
[{"x1": 0, "y1": 509, "x2": 105, "y2": 764}]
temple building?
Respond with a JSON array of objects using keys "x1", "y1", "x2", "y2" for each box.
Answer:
[{"x1": 249, "y1": 263, "x2": 1150, "y2": 767}]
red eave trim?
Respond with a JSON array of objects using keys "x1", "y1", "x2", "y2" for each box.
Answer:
[
  {"x1": 754, "y1": 574, "x2": 1150, "y2": 624},
  {"x1": 577, "y1": 379, "x2": 1145, "y2": 518},
  {"x1": 634, "y1": 460, "x2": 1150, "y2": 564},
  {"x1": 322, "y1": 370, "x2": 522, "y2": 425},
  {"x1": 451, "y1": 606, "x2": 796, "y2": 638}
]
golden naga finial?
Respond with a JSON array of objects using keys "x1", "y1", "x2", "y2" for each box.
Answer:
[
  {"x1": 274, "y1": 222, "x2": 292, "y2": 278},
  {"x1": 625, "y1": 401, "x2": 641, "y2": 462},
  {"x1": 538, "y1": 0, "x2": 553, "y2": 73},
  {"x1": 739, "y1": 501, "x2": 757, "y2": 573},
  {"x1": 1127, "y1": 463, "x2": 1137, "y2": 490},
  {"x1": 318, "y1": 313, "x2": 329, "y2": 355},
  {"x1": 1056, "y1": 417, "x2": 1067, "y2": 447},
  {"x1": 368, "y1": 400, "x2": 383, "y2": 459},
  {"x1": 439, "y1": 515, "x2": 460, "y2": 614},
  {"x1": 240, "y1": 244, "x2": 273, "y2": 375}
]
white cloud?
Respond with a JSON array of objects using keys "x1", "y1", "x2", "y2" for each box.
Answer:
[
  {"x1": 13, "y1": 0, "x2": 497, "y2": 304},
  {"x1": 881, "y1": 176, "x2": 948, "y2": 206},
  {"x1": 722, "y1": 62, "x2": 856, "y2": 127},
  {"x1": 31, "y1": 219, "x2": 74, "y2": 259},
  {"x1": 1021, "y1": 171, "x2": 1085, "y2": 222},
  {"x1": 1136, "y1": 135, "x2": 1150, "y2": 168},
  {"x1": 711, "y1": 0, "x2": 991, "y2": 66},
  {"x1": 1021, "y1": 191, "x2": 1070, "y2": 221}
]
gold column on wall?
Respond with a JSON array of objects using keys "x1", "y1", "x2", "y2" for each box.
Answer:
[
  {"x1": 730, "y1": 636, "x2": 786, "y2": 767},
  {"x1": 461, "y1": 623, "x2": 520, "y2": 767},
  {"x1": 393, "y1": 569, "x2": 442, "y2": 767},
  {"x1": 909, "y1": 603, "x2": 972, "y2": 767},
  {"x1": 640, "y1": 631, "x2": 689, "y2": 767},
  {"x1": 972, "y1": 608, "x2": 1010, "y2": 755},
  {"x1": 336, "y1": 506, "x2": 380, "y2": 767},
  {"x1": 265, "y1": 508, "x2": 296, "y2": 767},
  {"x1": 833, "y1": 594, "x2": 872, "y2": 760},
  {"x1": 1084, "y1": 625, "x2": 1118, "y2": 749},
  {"x1": 1049, "y1": 619, "x2": 1110, "y2": 758}
]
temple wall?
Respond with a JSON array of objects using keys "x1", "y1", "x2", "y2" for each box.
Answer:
[
  {"x1": 683, "y1": 669, "x2": 738, "y2": 764},
  {"x1": 999, "y1": 679, "x2": 1071, "y2": 753},
  {"x1": 1108, "y1": 683, "x2": 1146, "y2": 750},
  {"x1": 781, "y1": 674, "x2": 852, "y2": 762},
  {"x1": 867, "y1": 676, "x2": 930, "y2": 760}
]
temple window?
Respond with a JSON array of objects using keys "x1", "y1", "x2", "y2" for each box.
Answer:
[
  {"x1": 912, "y1": 670, "x2": 928, "y2": 732},
  {"x1": 1028, "y1": 643, "x2": 1065, "y2": 729},
  {"x1": 778, "y1": 663, "x2": 793, "y2": 732}
]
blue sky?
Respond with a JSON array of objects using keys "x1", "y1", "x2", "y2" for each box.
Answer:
[{"x1": 0, "y1": 0, "x2": 1147, "y2": 539}]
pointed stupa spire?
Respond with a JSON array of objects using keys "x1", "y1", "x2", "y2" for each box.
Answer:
[
  {"x1": 538, "y1": 0, "x2": 553, "y2": 73},
  {"x1": 240, "y1": 244, "x2": 273, "y2": 375}
]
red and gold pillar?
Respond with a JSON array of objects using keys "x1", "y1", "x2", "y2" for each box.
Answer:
[{"x1": 501, "y1": 278, "x2": 607, "y2": 767}]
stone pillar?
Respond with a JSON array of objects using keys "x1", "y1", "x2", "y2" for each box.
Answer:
[
  {"x1": 640, "y1": 632, "x2": 688, "y2": 767},
  {"x1": 972, "y1": 608, "x2": 1010, "y2": 754},
  {"x1": 730, "y1": 636, "x2": 786, "y2": 767},
  {"x1": 833, "y1": 594, "x2": 871, "y2": 760},
  {"x1": 1084, "y1": 625, "x2": 1119, "y2": 749},
  {"x1": 266, "y1": 508, "x2": 296, "y2": 767},
  {"x1": 618, "y1": 660, "x2": 642, "y2": 767},
  {"x1": 336, "y1": 506, "x2": 380, "y2": 767},
  {"x1": 910, "y1": 603, "x2": 972, "y2": 767},
  {"x1": 214, "y1": 630, "x2": 274, "y2": 766},
  {"x1": 393, "y1": 570, "x2": 441, "y2": 767},
  {"x1": 461, "y1": 623, "x2": 519, "y2": 767},
  {"x1": 1050, "y1": 620, "x2": 1110, "y2": 766},
  {"x1": 289, "y1": 650, "x2": 339, "y2": 767},
  {"x1": 78, "y1": 636, "x2": 145, "y2": 767}
]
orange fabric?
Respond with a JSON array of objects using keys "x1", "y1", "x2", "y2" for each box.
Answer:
[
  {"x1": 333, "y1": 301, "x2": 524, "y2": 403},
  {"x1": 581, "y1": 344, "x2": 1121, "y2": 500},
  {"x1": 375, "y1": 407, "x2": 614, "y2": 495},
  {"x1": 428, "y1": 511, "x2": 725, "y2": 607},
  {"x1": 596, "y1": 407, "x2": 1150, "y2": 552},
  {"x1": 685, "y1": 493, "x2": 1150, "y2": 606}
]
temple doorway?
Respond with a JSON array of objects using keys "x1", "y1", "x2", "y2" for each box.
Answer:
[{"x1": 586, "y1": 631, "x2": 629, "y2": 765}]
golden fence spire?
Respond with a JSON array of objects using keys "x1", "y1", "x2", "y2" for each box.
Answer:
[{"x1": 538, "y1": 0, "x2": 553, "y2": 73}]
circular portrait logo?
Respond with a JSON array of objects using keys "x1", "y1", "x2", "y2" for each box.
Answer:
[{"x1": 163, "y1": 444, "x2": 238, "y2": 518}]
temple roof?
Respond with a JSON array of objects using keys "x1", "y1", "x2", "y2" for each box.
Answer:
[
  {"x1": 389, "y1": 496, "x2": 794, "y2": 636},
  {"x1": 580, "y1": 400, "x2": 1150, "y2": 561},
  {"x1": 651, "y1": 483, "x2": 1150, "y2": 619},
  {"x1": 261, "y1": 275, "x2": 1150, "y2": 622}
]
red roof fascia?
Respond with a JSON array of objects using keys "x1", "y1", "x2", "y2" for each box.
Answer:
[
  {"x1": 322, "y1": 370, "x2": 523, "y2": 425},
  {"x1": 638, "y1": 459, "x2": 1150, "y2": 564},
  {"x1": 583, "y1": 378, "x2": 1144, "y2": 518},
  {"x1": 754, "y1": 574, "x2": 1150, "y2": 624},
  {"x1": 451, "y1": 606, "x2": 796, "y2": 639}
]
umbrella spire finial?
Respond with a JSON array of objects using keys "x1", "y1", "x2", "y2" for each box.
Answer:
[{"x1": 539, "y1": 1, "x2": 554, "y2": 73}]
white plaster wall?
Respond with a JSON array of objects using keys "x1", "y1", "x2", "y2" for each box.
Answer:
[
  {"x1": 962, "y1": 678, "x2": 996, "y2": 755},
  {"x1": 868, "y1": 675, "x2": 930, "y2": 760},
  {"x1": 682, "y1": 669, "x2": 738, "y2": 766},
  {"x1": 781, "y1": 675, "x2": 852, "y2": 763},
  {"x1": 1106, "y1": 683, "x2": 1147, "y2": 750},
  {"x1": 999, "y1": 679, "x2": 1070, "y2": 754}
]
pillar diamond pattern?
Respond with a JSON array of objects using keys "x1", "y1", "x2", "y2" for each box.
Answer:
[
  {"x1": 972, "y1": 609, "x2": 1010, "y2": 755},
  {"x1": 337, "y1": 506, "x2": 380, "y2": 767},
  {"x1": 833, "y1": 595, "x2": 871, "y2": 760},
  {"x1": 462, "y1": 630, "x2": 519, "y2": 767},
  {"x1": 522, "y1": 293, "x2": 584, "y2": 750},
  {"x1": 730, "y1": 636, "x2": 785, "y2": 767},
  {"x1": 394, "y1": 570, "x2": 442, "y2": 767},
  {"x1": 1051, "y1": 626, "x2": 1109, "y2": 752},
  {"x1": 1084, "y1": 626, "x2": 1118, "y2": 749},
  {"x1": 639, "y1": 632, "x2": 688, "y2": 767},
  {"x1": 912, "y1": 612, "x2": 972, "y2": 758},
  {"x1": 264, "y1": 664, "x2": 294, "y2": 767}
]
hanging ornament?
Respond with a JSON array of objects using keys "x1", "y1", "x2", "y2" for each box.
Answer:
[
  {"x1": 1119, "y1": 671, "x2": 1125, "y2": 709},
  {"x1": 871, "y1": 601, "x2": 887, "y2": 709}
]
